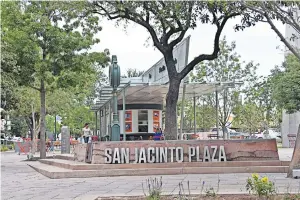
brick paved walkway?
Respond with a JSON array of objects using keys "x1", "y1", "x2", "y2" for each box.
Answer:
[{"x1": 1, "y1": 149, "x2": 299, "y2": 200}]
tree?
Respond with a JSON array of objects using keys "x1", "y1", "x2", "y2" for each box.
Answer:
[
  {"x1": 243, "y1": 75, "x2": 282, "y2": 130},
  {"x1": 121, "y1": 68, "x2": 145, "y2": 78},
  {"x1": 233, "y1": 102, "x2": 265, "y2": 134},
  {"x1": 92, "y1": 1, "x2": 250, "y2": 139},
  {"x1": 1, "y1": 1, "x2": 109, "y2": 158},
  {"x1": 241, "y1": 1, "x2": 300, "y2": 61},
  {"x1": 1, "y1": 41, "x2": 20, "y2": 111},
  {"x1": 287, "y1": 124, "x2": 300, "y2": 178},
  {"x1": 272, "y1": 55, "x2": 300, "y2": 113},
  {"x1": 177, "y1": 98, "x2": 216, "y2": 132},
  {"x1": 267, "y1": 55, "x2": 300, "y2": 178},
  {"x1": 192, "y1": 37, "x2": 259, "y2": 139},
  {"x1": 61, "y1": 105, "x2": 95, "y2": 136},
  {"x1": 10, "y1": 117, "x2": 28, "y2": 137}
]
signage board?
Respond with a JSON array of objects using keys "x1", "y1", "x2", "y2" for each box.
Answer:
[
  {"x1": 104, "y1": 145, "x2": 227, "y2": 164},
  {"x1": 141, "y1": 36, "x2": 190, "y2": 84}
]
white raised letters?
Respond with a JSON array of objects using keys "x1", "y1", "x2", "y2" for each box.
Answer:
[{"x1": 104, "y1": 145, "x2": 227, "y2": 164}]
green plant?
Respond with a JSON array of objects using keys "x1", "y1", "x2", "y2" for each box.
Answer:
[
  {"x1": 199, "y1": 180, "x2": 205, "y2": 195},
  {"x1": 177, "y1": 181, "x2": 191, "y2": 200},
  {"x1": 205, "y1": 187, "x2": 216, "y2": 197},
  {"x1": 284, "y1": 193, "x2": 300, "y2": 200},
  {"x1": 1, "y1": 146, "x2": 9, "y2": 152},
  {"x1": 8, "y1": 144, "x2": 14, "y2": 150},
  {"x1": 246, "y1": 173, "x2": 276, "y2": 198},
  {"x1": 142, "y1": 177, "x2": 163, "y2": 200}
]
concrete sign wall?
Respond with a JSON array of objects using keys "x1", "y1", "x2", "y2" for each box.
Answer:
[
  {"x1": 61, "y1": 126, "x2": 70, "y2": 154},
  {"x1": 282, "y1": 111, "x2": 300, "y2": 147},
  {"x1": 87, "y1": 139, "x2": 279, "y2": 164}
]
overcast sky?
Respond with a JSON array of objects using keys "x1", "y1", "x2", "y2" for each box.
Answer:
[{"x1": 91, "y1": 17, "x2": 286, "y2": 77}]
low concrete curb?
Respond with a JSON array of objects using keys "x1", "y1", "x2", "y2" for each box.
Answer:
[{"x1": 27, "y1": 161, "x2": 289, "y2": 179}]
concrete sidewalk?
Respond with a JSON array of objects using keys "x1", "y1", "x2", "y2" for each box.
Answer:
[{"x1": 1, "y1": 149, "x2": 299, "y2": 200}]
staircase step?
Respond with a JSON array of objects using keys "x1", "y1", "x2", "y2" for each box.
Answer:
[
  {"x1": 39, "y1": 159, "x2": 290, "y2": 171},
  {"x1": 28, "y1": 162, "x2": 289, "y2": 179}
]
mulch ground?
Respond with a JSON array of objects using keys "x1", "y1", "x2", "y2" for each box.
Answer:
[{"x1": 97, "y1": 194, "x2": 300, "y2": 200}]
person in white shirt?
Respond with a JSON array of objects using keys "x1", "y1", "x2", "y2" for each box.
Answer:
[{"x1": 82, "y1": 123, "x2": 91, "y2": 143}]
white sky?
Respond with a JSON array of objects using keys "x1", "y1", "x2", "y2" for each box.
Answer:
[{"x1": 91, "y1": 17, "x2": 286, "y2": 77}]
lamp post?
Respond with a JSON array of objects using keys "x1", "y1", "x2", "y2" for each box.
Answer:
[{"x1": 109, "y1": 55, "x2": 121, "y2": 141}]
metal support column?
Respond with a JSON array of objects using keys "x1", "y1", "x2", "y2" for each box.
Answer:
[
  {"x1": 122, "y1": 89, "x2": 126, "y2": 141},
  {"x1": 95, "y1": 111, "x2": 98, "y2": 137},
  {"x1": 108, "y1": 102, "x2": 112, "y2": 139},
  {"x1": 104, "y1": 106, "x2": 107, "y2": 137},
  {"x1": 54, "y1": 114, "x2": 56, "y2": 141},
  {"x1": 193, "y1": 95, "x2": 196, "y2": 134},
  {"x1": 99, "y1": 109, "x2": 102, "y2": 140},
  {"x1": 111, "y1": 92, "x2": 120, "y2": 141},
  {"x1": 215, "y1": 88, "x2": 219, "y2": 139},
  {"x1": 180, "y1": 83, "x2": 186, "y2": 140}
]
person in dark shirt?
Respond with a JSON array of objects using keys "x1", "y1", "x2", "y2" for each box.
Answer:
[{"x1": 153, "y1": 128, "x2": 162, "y2": 141}]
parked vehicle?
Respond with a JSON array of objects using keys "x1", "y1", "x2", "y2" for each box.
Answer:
[
  {"x1": 230, "y1": 132, "x2": 250, "y2": 139},
  {"x1": 207, "y1": 127, "x2": 236, "y2": 138},
  {"x1": 254, "y1": 129, "x2": 282, "y2": 142}
]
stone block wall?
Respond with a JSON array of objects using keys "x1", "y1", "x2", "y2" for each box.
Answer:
[{"x1": 74, "y1": 144, "x2": 87, "y2": 162}]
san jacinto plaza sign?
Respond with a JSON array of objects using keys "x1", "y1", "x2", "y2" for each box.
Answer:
[{"x1": 74, "y1": 139, "x2": 280, "y2": 164}]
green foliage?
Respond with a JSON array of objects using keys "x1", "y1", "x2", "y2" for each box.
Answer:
[
  {"x1": 62, "y1": 105, "x2": 95, "y2": 135},
  {"x1": 240, "y1": 1, "x2": 300, "y2": 61},
  {"x1": 246, "y1": 174, "x2": 276, "y2": 198},
  {"x1": 1, "y1": 1, "x2": 109, "y2": 151},
  {"x1": 2, "y1": 1, "x2": 109, "y2": 89},
  {"x1": 233, "y1": 102, "x2": 264, "y2": 133},
  {"x1": 205, "y1": 187, "x2": 217, "y2": 197},
  {"x1": 142, "y1": 177, "x2": 163, "y2": 200},
  {"x1": 284, "y1": 194, "x2": 300, "y2": 200},
  {"x1": 177, "y1": 99, "x2": 216, "y2": 131},
  {"x1": 10, "y1": 117, "x2": 28, "y2": 137},
  {"x1": 1, "y1": 41, "x2": 20, "y2": 111},
  {"x1": 45, "y1": 115, "x2": 61, "y2": 133},
  {"x1": 92, "y1": 1, "x2": 255, "y2": 138},
  {"x1": 191, "y1": 37, "x2": 259, "y2": 131},
  {"x1": 272, "y1": 55, "x2": 300, "y2": 113},
  {"x1": 1, "y1": 146, "x2": 9, "y2": 152}
]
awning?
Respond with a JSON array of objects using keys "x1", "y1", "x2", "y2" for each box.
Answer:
[{"x1": 90, "y1": 77, "x2": 241, "y2": 110}]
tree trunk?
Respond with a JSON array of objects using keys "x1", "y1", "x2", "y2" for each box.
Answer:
[
  {"x1": 31, "y1": 103, "x2": 37, "y2": 154},
  {"x1": 39, "y1": 79, "x2": 46, "y2": 159},
  {"x1": 222, "y1": 125, "x2": 228, "y2": 140},
  {"x1": 287, "y1": 124, "x2": 300, "y2": 178},
  {"x1": 164, "y1": 78, "x2": 181, "y2": 140}
]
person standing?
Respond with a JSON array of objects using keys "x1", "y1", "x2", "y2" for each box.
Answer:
[
  {"x1": 153, "y1": 128, "x2": 162, "y2": 141},
  {"x1": 82, "y1": 123, "x2": 91, "y2": 143}
]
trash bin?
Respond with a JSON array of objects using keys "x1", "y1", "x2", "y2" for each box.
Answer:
[{"x1": 287, "y1": 134, "x2": 296, "y2": 148}]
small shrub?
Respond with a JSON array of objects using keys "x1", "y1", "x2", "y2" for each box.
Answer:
[
  {"x1": 178, "y1": 181, "x2": 191, "y2": 200},
  {"x1": 284, "y1": 194, "x2": 300, "y2": 200},
  {"x1": 246, "y1": 173, "x2": 276, "y2": 198},
  {"x1": 205, "y1": 187, "x2": 216, "y2": 197},
  {"x1": 1, "y1": 146, "x2": 9, "y2": 152},
  {"x1": 142, "y1": 177, "x2": 163, "y2": 200}
]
